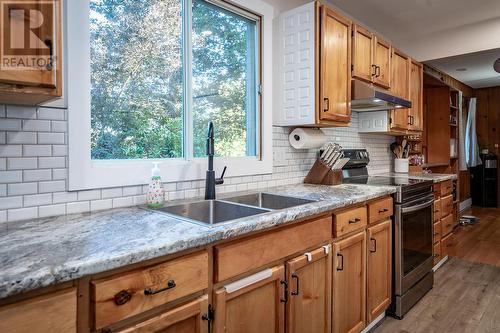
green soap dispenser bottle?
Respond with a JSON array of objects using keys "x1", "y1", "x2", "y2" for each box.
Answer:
[{"x1": 147, "y1": 162, "x2": 165, "y2": 209}]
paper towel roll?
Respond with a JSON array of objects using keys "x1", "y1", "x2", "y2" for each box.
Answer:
[{"x1": 289, "y1": 128, "x2": 327, "y2": 149}]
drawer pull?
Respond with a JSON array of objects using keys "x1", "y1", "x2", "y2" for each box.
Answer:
[
  {"x1": 336, "y1": 253, "x2": 344, "y2": 271},
  {"x1": 144, "y1": 280, "x2": 176, "y2": 296},
  {"x1": 348, "y1": 218, "x2": 361, "y2": 224},
  {"x1": 114, "y1": 290, "x2": 132, "y2": 306},
  {"x1": 378, "y1": 208, "x2": 389, "y2": 213},
  {"x1": 370, "y1": 238, "x2": 377, "y2": 253}
]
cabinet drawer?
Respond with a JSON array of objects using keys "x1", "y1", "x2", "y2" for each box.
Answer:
[
  {"x1": 368, "y1": 197, "x2": 393, "y2": 224},
  {"x1": 92, "y1": 251, "x2": 208, "y2": 329},
  {"x1": 0, "y1": 288, "x2": 77, "y2": 333},
  {"x1": 441, "y1": 195, "x2": 453, "y2": 217},
  {"x1": 433, "y1": 242, "x2": 442, "y2": 266},
  {"x1": 440, "y1": 180, "x2": 453, "y2": 196},
  {"x1": 433, "y1": 221, "x2": 442, "y2": 244},
  {"x1": 215, "y1": 216, "x2": 332, "y2": 282},
  {"x1": 441, "y1": 233, "x2": 455, "y2": 258},
  {"x1": 433, "y1": 183, "x2": 441, "y2": 199},
  {"x1": 433, "y1": 199, "x2": 441, "y2": 222},
  {"x1": 441, "y1": 214, "x2": 454, "y2": 236},
  {"x1": 333, "y1": 206, "x2": 367, "y2": 237}
]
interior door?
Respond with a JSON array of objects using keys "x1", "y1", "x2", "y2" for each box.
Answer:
[
  {"x1": 373, "y1": 36, "x2": 391, "y2": 89},
  {"x1": 333, "y1": 231, "x2": 366, "y2": 333},
  {"x1": 213, "y1": 266, "x2": 285, "y2": 333},
  {"x1": 367, "y1": 220, "x2": 392, "y2": 324},
  {"x1": 352, "y1": 25, "x2": 374, "y2": 83},
  {"x1": 409, "y1": 61, "x2": 423, "y2": 131},
  {"x1": 390, "y1": 49, "x2": 410, "y2": 130},
  {"x1": 117, "y1": 296, "x2": 208, "y2": 333},
  {"x1": 0, "y1": 0, "x2": 59, "y2": 87},
  {"x1": 319, "y1": 5, "x2": 351, "y2": 123},
  {"x1": 286, "y1": 246, "x2": 332, "y2": 333}
]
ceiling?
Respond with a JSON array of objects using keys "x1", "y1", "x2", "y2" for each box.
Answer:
[
  {"x1": 327, "y1": 0, "x2": 500, "y2": 61},
  {"x1": 426, "y1": 48, "x2": 500, "y2": 89}
]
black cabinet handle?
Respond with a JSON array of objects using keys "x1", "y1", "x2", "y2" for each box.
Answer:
[
  {"x1": 370, "y1": 238, "x2": 377, "y2": 253},
  {"x1": 280, "y1": 280, "x2": 288, "y2": 303},
  {"x1": 44, "y1": 38, "x2": 53, "y2": 71},
  {"x1": 337, "y1": 253, "x2": 344, "y2": 271},
  {"x1": 372, "y1": 64, "x2": 377, "y2": 76},
  {"x1": 324, "y1": 98, "x2": 330, "y2": 112},
  {"x1": 291, "y1": 273, "x2": 300, "y2": 296},
  {"x1": 202, "y1": 305, "x2": 214, "y2": 333},
  {"x1": 348, "y1": 217, "x2": 361, "y2": 224},
  {"x1": 144, "y1": 279, "x2": 176, "y2": 295},
  {"x1": 378, "y1": 208, "x2": 389, "y2": 213},
  {"x1": 375, "y1": 66, "x2": 381, "y2": 77}
]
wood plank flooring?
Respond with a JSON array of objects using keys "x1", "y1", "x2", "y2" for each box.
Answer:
[{"x1": 374, "y1": 207, "x2": 500, "y2": 332}]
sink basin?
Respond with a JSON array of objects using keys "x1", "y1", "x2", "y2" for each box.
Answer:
[
  {"x1": 222, "y1": 192, "x2": 316, "y2": 210},
  {"x1": 153, "y1": 200, "x2": 270, "y2": 226}
]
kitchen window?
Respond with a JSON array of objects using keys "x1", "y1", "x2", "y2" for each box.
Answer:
[{"x1": 68, "y1": 0, "x2": 273, "y2": 190}]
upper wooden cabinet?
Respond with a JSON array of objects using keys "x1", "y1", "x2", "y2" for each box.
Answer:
[
  {"x1": 409, "y1": 60, "x2": 423, "y2": 131},
  {"x1": 274, "y1": 2, "x2": 351, "y2": 127},
  {"x1": 390, "y1": 49, "x2": 411, "y2": 131},
  {"x1": 352, "y1": 24, "x2": 391, "y2": 89},
  {"x1": 0, "y1": 0, "x2": 62, "y2": 105}
]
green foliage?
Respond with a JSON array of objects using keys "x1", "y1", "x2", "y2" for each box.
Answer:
[{"x1": 90, "y1": 0, "x2": 256, "y2": 160}]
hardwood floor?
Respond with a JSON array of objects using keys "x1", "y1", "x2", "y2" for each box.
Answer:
[
  {"x1": 374, "y1": 258, "x2": 500, "y2": 333},
  {"x1": 374, "y1": 206, "x2": 500, "y2": 332}
]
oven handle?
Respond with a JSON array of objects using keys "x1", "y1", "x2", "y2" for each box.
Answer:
[{"x1": 401, "y1": 198, "x2": 434, "y2": 214}]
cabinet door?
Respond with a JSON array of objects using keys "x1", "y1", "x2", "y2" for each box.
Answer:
[
  {"x1": 352, "y1": 25, "x2": 374, "y2": 83},
  {"x1": 390, "y1": 49, "x2": 410, "y2": 130},
  {"x1": 213, "y1": 266, "x2": 285, "y2": 333},
  {"x1": 441, "y1": 233, "x2": 455, "y2": 258},
  {"x1": 286, "y1": 246, "x2": 332, "y2": 333},
  {"x1": 333, "y1": 231, "x2": 366, "y2": 333},
  {"x1": 367, "y1": 220, "x2": 392, "y2": 324},
  {"x1": 0, "y1": 288, "x2": 77, "y2": 333},
  {"x1": 319, "y1": 6, "x2": 351, "y2": 123},
  {"x1": 409, "y1": 61, "x2": 423, "y2": 131},
  {"x1": 0, "y1": 0, "x2": 60, "y2": 87},
  {"x1": 118, "y1": 296, "x2": 208, "y2": 333},
  {"x1": 373, "y1": 36, "x2": 391, "y2": 89}
]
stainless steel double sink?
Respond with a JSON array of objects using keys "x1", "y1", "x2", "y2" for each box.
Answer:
[{"x1": 149, "y1": 193, "x2": 316, "y2": 227}]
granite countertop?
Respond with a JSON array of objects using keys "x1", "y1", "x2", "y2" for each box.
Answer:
[
  {"x1": 0, "y1": 183, "x2": 396, "y2": 300},
  {"x1": 374, "y1": 172, "x2": 458, "y2": 183}
]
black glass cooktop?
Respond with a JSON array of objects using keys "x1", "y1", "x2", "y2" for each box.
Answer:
[{"x1": 343, "y1": 176, "x2": 431, "y2": 187}]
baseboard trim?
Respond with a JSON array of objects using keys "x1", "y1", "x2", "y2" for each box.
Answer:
[
  {"x1": 460, "y1": 198, "x2": 472, "y2": 212},
  {"x1": 362, "y1": 312, "x2": 385, "y2": 333}
]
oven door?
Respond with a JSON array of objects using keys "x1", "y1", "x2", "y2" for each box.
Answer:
[{"x1": 394, "y1": 194, "x2": 434, "y2": 295}]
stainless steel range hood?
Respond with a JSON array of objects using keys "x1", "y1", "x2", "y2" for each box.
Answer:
[{"x1": 350, "y1": 79, "x2": 412, "y2": 112}]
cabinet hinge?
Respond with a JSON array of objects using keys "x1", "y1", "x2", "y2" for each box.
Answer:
[{"x1": 202, "y1": 305, "x2": 214, "y2": 333}]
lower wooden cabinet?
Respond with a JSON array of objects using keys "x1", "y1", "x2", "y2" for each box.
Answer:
[
  {"x1": 441, "y1": 233, "x2": 455, "y2": 258},
  {"x1": 286, "y1": 246, "x2": 332, "y2": 333},
  {"x1": 0, "y1": 288, "x2": 77, "y2": 333},
  {"x1": 118, "y1": 296, "x2": 208, "y2": 333},
  {"x1": 366, "y1": 220, "x2": 392, "y2": 323},
  {"x1": 333, "y1": 231, "x2": 366, "y2": 333},
  {"x1": 213, "y1": 266, "x2": 285, "y2": 333}
]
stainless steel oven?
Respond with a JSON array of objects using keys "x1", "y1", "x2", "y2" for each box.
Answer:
[{"x1": 390, "y1": 186, "x2": 434, "y2": 319}]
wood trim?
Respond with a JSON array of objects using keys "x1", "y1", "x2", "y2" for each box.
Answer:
[{"x1": 423, "y1": 64, "x2": 473, "y2": 97}]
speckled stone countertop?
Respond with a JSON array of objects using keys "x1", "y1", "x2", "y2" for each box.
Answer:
[
  {"x1": 374, "y1": 172, "x2": 457, "y2": 183},
  {"x1": 0, "y1": 183, "x2": 396, "y2": 300}
]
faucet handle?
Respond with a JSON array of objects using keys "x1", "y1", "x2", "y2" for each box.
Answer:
[{"x1": 215, "y1": 166, "x2": 227, "y2": 185}]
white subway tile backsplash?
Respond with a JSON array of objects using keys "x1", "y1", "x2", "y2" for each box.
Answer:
[
  {"x1": 38, "y1": 107, "x2": 66, "y2": 120},
  {"x1": 102, "y1": 187, "x2": 123, "y2": 199},
  {"x1": 77, "y1": 189, "x2": 101, "y2": 201},
  {"x1": 23, "y1": 145, "x2": 51, "y2": 157},
  {"x1": 52, "y1": 145, "x2": 68, "y2": 156},
  {"x1": 38, "y1": 157, "x2": 65, "y2": 168},
  {"x1": 7, "y1": 157, "x2": 37, "y2": 170},
  {"x1": 0, "y1": 170, "x2": 22, "y2": 183},
  {"x1": 0, "y1": 184, "x2": 6, "y2": 197},
  {"x1": 38, "y1": 132, "x2": 65, "y2": 144},
  {"x1": 112, "y1": 196, "x2": 133, "y2": 208},
  {"x1": 66, "y1": 201, "x2": 90, "y2": 214},
  {"x1": 133, "y1": 195, "x2": 147, "y2": 205},
  {"x1": 39, "y1": 204, "x2": 66, "y2": 218},
  {"x1": 91, "y1": 199, "x2": 113, "y2": 211},
  {"x1": 0, "y1": 145, "x2": 22, "y2": 157},
  {"x1": 123, "y1": 186, "x2": 142, "y2": 196},
  {"x1": 24, "y1": 193, "x2": 52, "y2": 207},
  {"x1": 8, "y1": 183, "x2": 37, "y2": 196},
  {"x1": 39, "y1": 180, "x2": 66, "y2": 193},
  {"x1": 23, "y1": 169, "x2": 52, "y2": 181},
  {"x1": 52, "y1": 168, "x2": 67, "y2": 180},
  {"x1": 6, "y1": 106, "x2": 37, "y2": 119},
  {"x1": 22, "y1": 120, "x2": 50, "y2": 131},
  {"x1": 0, "y1": 196, "x2": 23, "y2": 210},
  {"x1": 0, "y1": 119, "x2": 21, "y2": 131},
  {"x1": 53, "y1": 191, "x2": 78, "y2": 203},
  {"x1": 51, "y1": 121, "x2": 67, "y2": 132},
  {"x1": 7, "y1": 207, "x2": 38, "y2": 222},
  {"x1": 0, "y1": 210, "x2": 6, "y2": 223}
]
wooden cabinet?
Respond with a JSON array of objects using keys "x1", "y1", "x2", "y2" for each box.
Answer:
[
  {"x1": 409, "y1": 61, "x2": 423, "y2": 131},
  {"x1": 286, "y1": 246, "x2": 332, "y2": 333},
  {"x1": 0, "y1": 288, "x2": 77, "y2": 333},
  {"x1": 0, "y1": 0, "x2": 62, "y2": 105},
  {"x1": 366, "y1": 220, "x2": 391, "y2": 324},
  {"x1": 118, "y1": 296, "x2": 208, "y2": 333},
  {"x1": 333, "y1": 205, "x2": 367, "y2": 237},
  {"x1": 352, "y1": 24, "x2": 391, "y2": 89},
  {"x1": 390, "y1": 49, "x2": 411, "y2": 131},
  {"x1": 333, "y1": 231, "x2": 366, "y2": 333},
  {"x1": 433, "y1": 180, "x2": 456, "y2": 269},
  {"x1": 441, "y1": 233, "x2": 455, "y2": 258},
  {"x1": 433, "y1": 199, "x2": 441, "y2": 222},
  {"x1": 319, "y1": 5, "x2": 352, "y2": 124},
  {"x1": 367, "y1": 197, "x2": 393, "y2": 224},
  {"x1": 425, "y1": 87, "x2": 451, "y2": 165},
  {"x1": 275, "y1": 2, "x2": 351, "y2": 127},
  {"x1": 213, "y1": 266, "x2": 285, "y2": 333}
]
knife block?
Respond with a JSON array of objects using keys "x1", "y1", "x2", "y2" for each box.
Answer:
[{"x1": 304, "y1": 159, "x2": 343, "y2": 185}]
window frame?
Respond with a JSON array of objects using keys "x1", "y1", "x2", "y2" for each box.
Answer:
[{"x1": 67, "y1": 0, "x2": 273, "y2": 190}]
